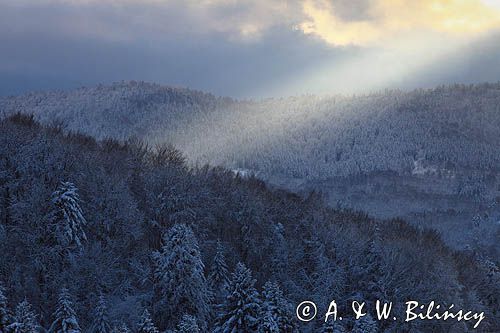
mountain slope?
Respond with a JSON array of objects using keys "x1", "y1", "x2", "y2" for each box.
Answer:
[
  {"x1": 2, "y1": 81, "x2": 500, "y2": 255},
  {"x1": 2, "y1": 115, "x2": 498, "y2": 331},
  {"x1": 2, "y1": 81, "x2": 500, "y2": 179}
]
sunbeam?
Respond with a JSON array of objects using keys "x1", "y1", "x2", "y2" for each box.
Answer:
[{"x1": 271, "y1": 33, "x2": 473, "y2": 96}]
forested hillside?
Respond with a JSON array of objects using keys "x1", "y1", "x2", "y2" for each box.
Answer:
[
  {"x1": 0, "y1": 115, "x2": 498, "y2": 332},
  {"x1": 2, "y1": 81, "x2": 500, "y2": 179}
]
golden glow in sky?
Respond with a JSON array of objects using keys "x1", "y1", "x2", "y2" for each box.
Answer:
[
  {"x1": 300, "y1": 0, "x2": 500, "y2": 46},
  {"x1": 11, "y1": 0, "x2": 500, "y2": 46},
  {"x1": 2, "y1": 0, "x2": 500, "y2": 96}
]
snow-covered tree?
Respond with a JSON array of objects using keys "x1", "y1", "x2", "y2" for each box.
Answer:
[
  {"x1": 0, "y1": 283, "x2": 11, "y2": 333},
  {"x1": 1, "y1": 101, "x2": 500, "y2": 333},
  {"x1": 48, "y1": 288, "x2": 81, "y2": 333},
  {"x1": 214, "y1": 262, "x2": 261, "y2": 333},
  {"x1": 137, "y1": 310, "x2": 158, "y2": 333},
  {"x1": 259, "y1": 311, "x2": 279, "y2": 333},
  {"x1": 321, "y1": 321, "x2": 346, "y2": 333},
  {"x1": 352, "y1": 313, "x2": 378, "y2": 333},
  {"x1": 208, "y1": 241, "x2": 229, "y2": 300},
  {"x1": 8, "y1": 299, "x2": 39, "y2": 333},
  {"x1": 152, "y1": 224, "x2": 210, "y2": 330},
  {"x1": 269, "y1": 223, "x2": 288, "y2": 280},
  {"x1": 259, "y1": 282, "x2": 296, "y2": 333},
  {"x1": 359, "y1": 224, "x2": 386, "y2": 302},
  {"x1": 296, "y1": 236, "x2": 336, "y2": 309},
  {"x1": 110, "y1": 323, "x2": 129, "y2": 333},
  {"x1": 51, "y1": 182, "x2": 87, "y2": 251},
  {"x1": 175, "y1": 314, "x2": 200, "y2": 333},
  {"x1": 90, "y1": 295, "x2": 111, "y2": 333}
]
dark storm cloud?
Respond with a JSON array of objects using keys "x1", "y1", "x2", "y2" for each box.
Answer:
[
  {"x1": 0, "y1": 23, "x2": 345, "y2": 97},
  {"x1": 0, "y1": 0, "x2": 344, "y2": 97},
  {"x1": 0, "y1": 0, "x2": 499, "y2": 97}
]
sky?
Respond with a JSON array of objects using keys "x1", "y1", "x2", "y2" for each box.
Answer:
[{"x1": 1, "y1": 0, "x2": 500, "y2": 98}]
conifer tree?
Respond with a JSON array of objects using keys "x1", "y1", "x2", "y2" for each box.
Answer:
[
  {"x1": 110, "y1": 323, "x2": 130, "y2": 333},
  {"x1": 175, "y1": 315, "x2": 200, "y2": 333},
  {"x1": 351, "y1": 313, "x2": 378, "y2": 333},
  {"x1": 321, "y1": 321, "x2": 334, "y2": 333},
  {"x1": 208, "y1": 241, "x2": 229, "y2": 300},
  {"x1": 259, "y1": 281, "x2": 296, "y2": 333},
  {"x1": 360, "y1": 224, "x2": 386, "y2": 302},
  {"x1": 48, "y1": 288, "x2": 81, "y2": 333},
  {"x1": 214, "y1": 262, "x2": 261, "y2": 333},
  {"x1": 8, "y1": 299, "x2": 39, "y2": 333},
  {"x1": 137, "y1": 310, "x2": 158, "y2": 333},
  {"x1": 0, "y1": 283, "x2": 11, "y2": 333},
  {"x1": 153, "y1": 224, "x2": 210, "y2": 330},
  {"x1": 258, "y1": 311, "x2": 279, "y2": 333},
  {"x1": 90, "y1": 295, "x2": 111, "y2": 333},
  {"x1": 321, "y1": 321, "x2": 346, "y2": 333},
  {"x1": 51, "y1": 182, "x2": 87, "y2": 251},
  {"x1": 269, "y1": 223, "x2": 288, "y2": 280}
]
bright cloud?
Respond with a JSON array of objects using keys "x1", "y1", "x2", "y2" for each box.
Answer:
[
  {"x1": 299, "y1": 0, "x2": 500, "y2": 46},
  {"x1": 1, "y1": 0, "x2": 500, "y2": 97},
  {"x1": 5, "y1": 0, "x2": 499, "y2": 46}
]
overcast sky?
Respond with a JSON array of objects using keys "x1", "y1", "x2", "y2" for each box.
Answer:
[{"x1": 1, "y1": 0, "x2": 500, "y2": 97}]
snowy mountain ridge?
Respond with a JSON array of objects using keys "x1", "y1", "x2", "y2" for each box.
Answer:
[{"x1": 2, "y1": 81, "x2": 499, "y2": 180}]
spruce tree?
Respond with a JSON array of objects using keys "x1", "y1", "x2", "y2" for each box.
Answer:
[
  {"x1": 360, "y1": 224, "x2": 386, "y2": 302},
  {"x1": 322, "y1": 321, "x2": 346, "y2": 333},
  {"x1": 8, "y1": 299, "x2": 39, "y2": 333},
  {"x1": 176, "y1": 314, "x2": 200, "y2": 333},
  {"x1": 269, "y1": 223, "x2": 288, "y2": 280},
  {"x1": 48, "y1": 288, "x2": 81, "y2": 333},
  {"x1": 51, "y1": 182, "x2": 87, "y2": 251},
  {"x1": 90, "y1": 294, "x2": 111, "y2": 333},
  {"x1": 110, "y1": 323, "x2": 130, "y2": 333},
  {"x1": 259, "y1": 282, "x2": 296, "y2": 333},
  {"x1": 153, "y1": 224, "x2": 210, "y2": 330},
  {"x1": 258, "y1": 311, "x2": 279, "y2": 333},
  {"x1": 111, "y1": 322, "x2": 130, "y2": 333},
  {"x1": 137, "y1": 310, "x2": 158, "y2": 333},
  {"x1": 321, "y1": 321, "x2": 334, "y2": 333},
  {"x1": 208, "y1": 241, "x2": 229, "y2": 300},
  {"x1": 0, "y1": 283, "x2": 11, "y2": 333},
  {"x1": 297, "y1": 236, "x2": 334, "y2": 306},
  {"x1": 214, "y1": 262, "x2": 261, "y2": 333},
  {"x1": 351, "y1": 313, "x2": 378, "y2": 333}
]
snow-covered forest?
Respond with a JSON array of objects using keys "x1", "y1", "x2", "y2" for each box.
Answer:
[
  {"x1": 2, "y1": 81, "x2": 499, "y2": 179},
  {"x1": 0, "y1": 114, "x2": 498, "y2": 332},
  {"x1": 3, "y1": 81, "x2": 499, "y2": 254}
]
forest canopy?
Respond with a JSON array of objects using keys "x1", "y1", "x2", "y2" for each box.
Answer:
[{"x1": 0, "y1": 114, "x2": 498, "y2": 332}]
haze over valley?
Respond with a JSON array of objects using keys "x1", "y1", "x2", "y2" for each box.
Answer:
[
  {"x1": 2, "y1": 81, "x2": 499, "y2": 256},
  {"x1": 2, "y1": 1, "x2": 500, "y2": 331}
]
